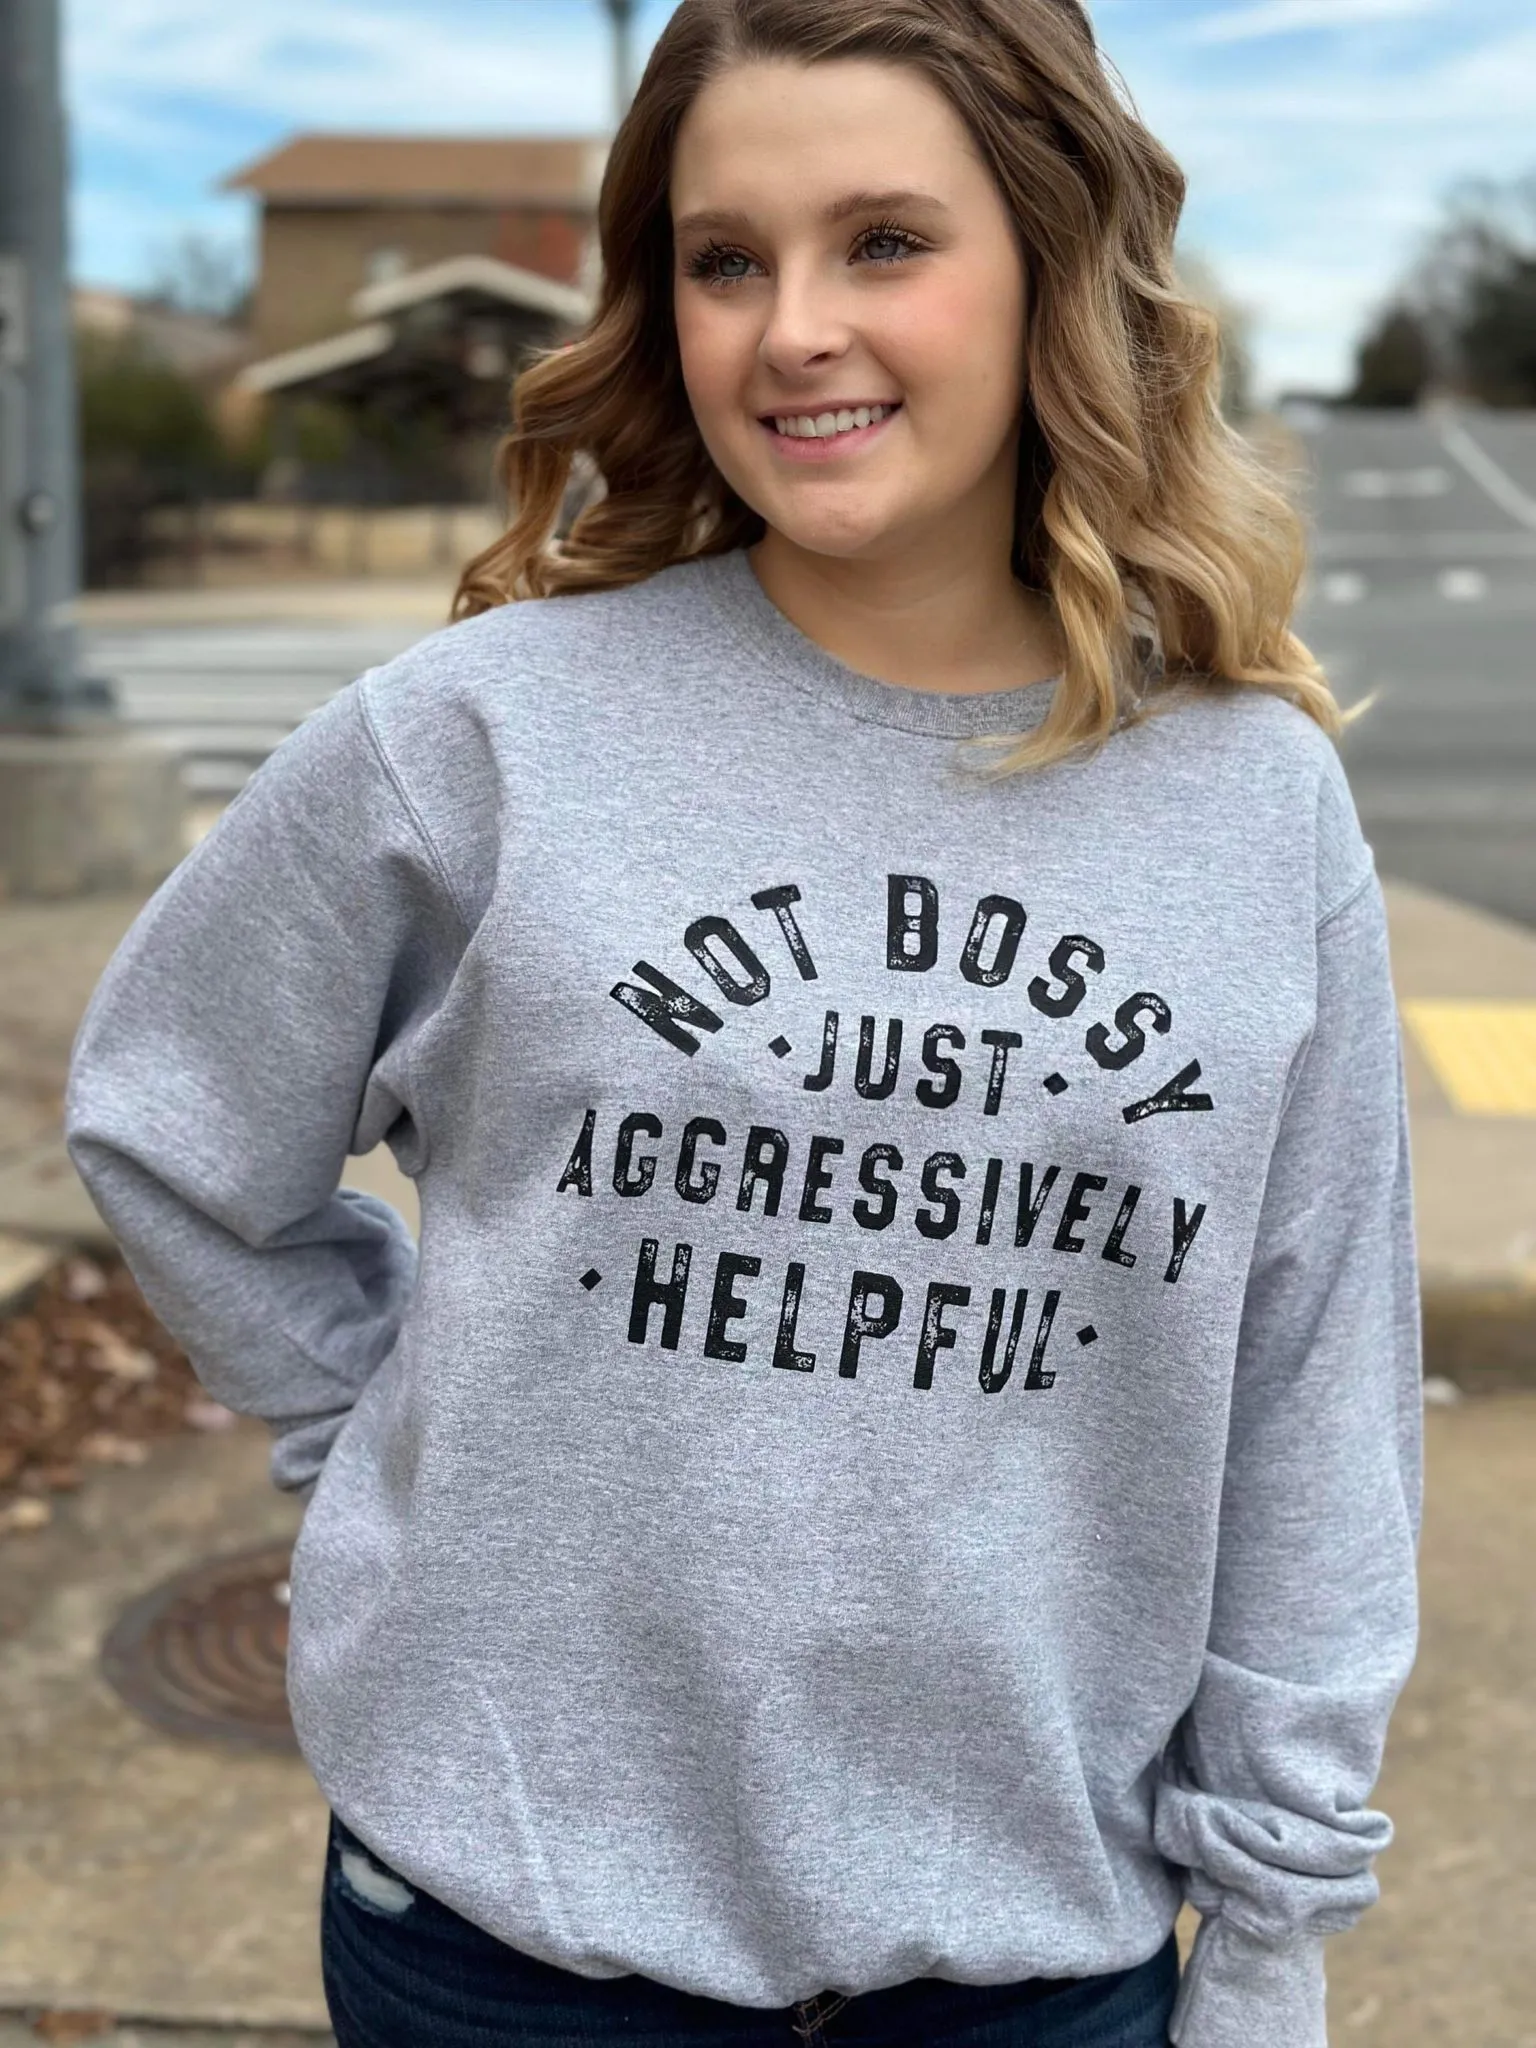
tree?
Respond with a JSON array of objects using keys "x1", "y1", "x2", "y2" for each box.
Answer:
[
  {"x1": 144, "y1": 228, "x2": 252, "y2": 324},
  {"x1": 76, "y1": 328, "x2": 221, "y2": 468},
  {"x1": 1348, "y1": 306, "x2": 1433, "y2": 407},
  {"x1": 1392, "y1": 170, "x2": 1536, "y2": 406},
  {"x1": 74, "y1": 326, "x2": 229, "y2": 585},
  {"x1": 1459, "y1": 253, "x2": 1536, "y2": 407}
]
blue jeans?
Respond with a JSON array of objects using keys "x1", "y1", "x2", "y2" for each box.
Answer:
[{"x1": 320, "y1": 1809, "x2": 1178, "y2": 2047}]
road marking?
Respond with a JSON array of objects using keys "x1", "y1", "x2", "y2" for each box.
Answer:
[
  {"x1": 1342, "y1": 466, "x2": 1451, "y2": 499},
  {"x1": 1439, "y1": 422, "x2": 1536, "y2": 533},
  {"x1": 1400, "y1": 1002, "x2": 1536, "y2": 1118},
  {"x1": 1322, "y1": 571, "x2": 1367, "y2": 604},
  {"x1": 1438, "y1": 567, "x2": 1490, "y2": 602}
]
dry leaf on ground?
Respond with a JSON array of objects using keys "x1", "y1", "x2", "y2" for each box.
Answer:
[{"x1": 0, "y1": 1251, "x2": 212, "y2": 1535}]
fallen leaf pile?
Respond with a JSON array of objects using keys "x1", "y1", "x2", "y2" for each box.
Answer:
[
  {"x1": 28, "y1": 2010, "x2": 118, "y2": 2044},
  {"x1": 0, "y1": 1251, "x2": 239, "y2": 1537}
]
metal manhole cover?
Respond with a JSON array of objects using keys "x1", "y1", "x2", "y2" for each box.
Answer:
[{"x1": 99, "y1": 1541, "x2": 298, "y2": 1751}]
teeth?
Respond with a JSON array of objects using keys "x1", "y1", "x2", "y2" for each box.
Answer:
[{"x1": 774, "y1": 404, "x2": 895, "y2": 440}]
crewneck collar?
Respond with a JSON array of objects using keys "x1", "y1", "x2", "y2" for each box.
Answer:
[{"x1": 684, "y1": 546, "x2": 1062, "y2": 740}]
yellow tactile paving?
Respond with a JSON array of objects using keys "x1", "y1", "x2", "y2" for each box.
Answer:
[{"x1": 1400, "y1": 1001, "x2": 1536, "y2": 1119}]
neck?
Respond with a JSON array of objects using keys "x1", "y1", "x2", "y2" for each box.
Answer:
[{"x1": 747, "y1": 501, "x2": 1064, "y2": 698}]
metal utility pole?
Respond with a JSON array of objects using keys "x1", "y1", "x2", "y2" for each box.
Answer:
[
  {"x1": 0, "y1": 0, "x2": 114, "y2": 729},
  {"x1": 0, "y1": 0, "x2": 184, "y2": 895},
  {"x1": 602, "y1": 0, "x2": 639, "y2": 127}
]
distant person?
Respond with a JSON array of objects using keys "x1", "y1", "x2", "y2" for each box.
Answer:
[{"x1": 65, "y1": 2, "x2": 1421, "y2": 2044}]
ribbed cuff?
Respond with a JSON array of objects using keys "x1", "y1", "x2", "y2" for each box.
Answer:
[{"x1": 1169, "y1": 1915, "x2": 1327, "y2": 2048}]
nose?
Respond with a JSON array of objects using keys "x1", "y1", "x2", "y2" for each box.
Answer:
[{"x1": 756, "y1": 256, "x2": 853, "y2": 380}]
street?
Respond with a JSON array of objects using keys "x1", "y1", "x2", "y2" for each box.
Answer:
[
  {"x1": 76, "y1": 407, "x2": 1536, "y2": 930},
  {"x1": 1295, "y1": 407, "x2": 1536, "y2": 932}
]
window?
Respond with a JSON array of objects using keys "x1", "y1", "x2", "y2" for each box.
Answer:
[{"x1": 364, "y1": 247, "x2": 409, "y2": 286}]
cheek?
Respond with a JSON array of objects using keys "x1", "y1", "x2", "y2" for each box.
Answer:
[
  {"x1": 674, "y1": 295, "x2": 750, "y2": 419},
  {"x1": 890, "y1": 272, "x2": 1026, "y2": 416}
]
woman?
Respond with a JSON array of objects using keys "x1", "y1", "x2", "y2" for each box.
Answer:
[{"x1": 64, "y1": 2, "x2": 1423, "y2": 2044}]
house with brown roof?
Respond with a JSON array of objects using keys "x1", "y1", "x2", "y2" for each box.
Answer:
[{"x1": 221, "y1": 134, "x2": 608, "y2": 359}]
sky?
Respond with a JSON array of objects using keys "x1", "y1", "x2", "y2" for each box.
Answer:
[{"x1": 65, "y1": 0, "x2": 1536, "y2": 402}]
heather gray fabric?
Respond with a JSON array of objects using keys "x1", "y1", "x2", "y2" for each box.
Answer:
[{"x1": 65, "y1": 546, "x2": 1423, "y2": 2047}]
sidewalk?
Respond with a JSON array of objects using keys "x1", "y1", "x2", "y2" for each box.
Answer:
[
  {"x1": 0, "y1": 857, "x2": 1532, "y2": 2043},
  {"x1": 65, "y1": 575, "x2": 460, "y2": 631},
  {"x1": 1389, "y1": 882, "x2": 1536, "y2": 1390}
]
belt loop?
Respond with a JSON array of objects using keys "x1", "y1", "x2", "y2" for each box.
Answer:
[{"x1": 790, "y1": 1996, "x2": 826, "y2": 2045}]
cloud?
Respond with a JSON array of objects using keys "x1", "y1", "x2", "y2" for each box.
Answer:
[
  {"x1": 66, "y1": 0, "x2": 615, "y2": 137},
  {"x1": 1096, "y1": 5, "x2": 1536, "y2": 390},
  {"x1": 1187, "y1": 0, "x2": 1443, "y2": 47}
]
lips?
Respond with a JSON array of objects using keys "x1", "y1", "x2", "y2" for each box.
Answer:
[{"x1": 757, "y1": 402, "x2": 903, "y2": 465}]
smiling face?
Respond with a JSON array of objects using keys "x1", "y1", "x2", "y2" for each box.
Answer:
[{"x1": 670, "y1": 56, "x2": 1031, "y2": 568}]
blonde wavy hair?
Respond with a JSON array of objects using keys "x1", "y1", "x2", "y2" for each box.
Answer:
[{"x1": 451, "y1": 0, "x2": 1368, "y2": 775}]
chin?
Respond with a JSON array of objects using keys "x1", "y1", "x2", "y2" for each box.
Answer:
[{"x1": 762, "y1": 500, "x2": 908, "y2": 562}]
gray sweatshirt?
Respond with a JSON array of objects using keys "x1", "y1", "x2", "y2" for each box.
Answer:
[{"x1": 64, "y1": 546, "x2": 1423, "y2": 2047}]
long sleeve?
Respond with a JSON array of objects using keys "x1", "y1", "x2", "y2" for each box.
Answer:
[
  {"x1": 63, "y1": 675, "x2": 467, "y2": 1499},
  {"x1": 1153, "y1": 864, "x2": 1424, "y2": 2047}
]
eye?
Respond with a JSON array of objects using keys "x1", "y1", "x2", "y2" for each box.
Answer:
[
  {"x1": 685, "y1": 241, "x2": 762, "y2": 288},
  {"x1": 854, "y1": 223, "x2": 926, "y2": 267}
]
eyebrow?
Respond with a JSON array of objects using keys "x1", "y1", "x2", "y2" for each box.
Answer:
[{"x1": 673, "y1": 188, "x2": 952, "y2": 237}]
